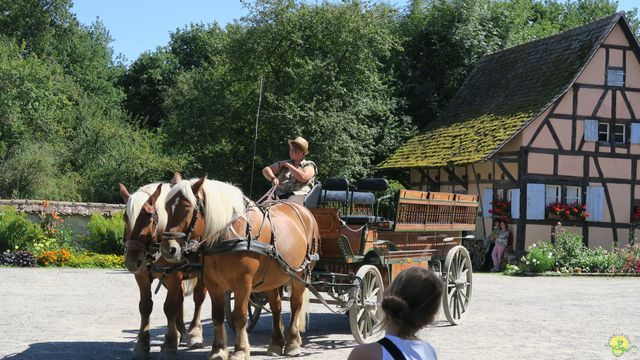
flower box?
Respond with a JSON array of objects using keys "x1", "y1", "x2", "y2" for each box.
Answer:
[{"x1": 546, "y1": 202, "x2": 589, "y2": 221}]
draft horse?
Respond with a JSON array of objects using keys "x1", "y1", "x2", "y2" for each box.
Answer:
[
  {"x1": 161, "y1": 176, "x2": 319, "y2": 360},
  {"x1": 120, "y1": 181, "x2": 207, "y2": 359}
]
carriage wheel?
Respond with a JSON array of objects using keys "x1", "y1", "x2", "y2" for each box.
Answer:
[
  {"x1": 349, "y1": 265, "x2": 385, "y2": 344},
  {"x1": 442, "y1": 245, "x2": 473, "y2": 325},
  {"x1": 224, "y1": 291, "x2": 267, "y2": 332}
]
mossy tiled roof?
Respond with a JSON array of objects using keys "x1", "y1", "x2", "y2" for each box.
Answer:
[{"x1": 381, "y1": 12, "x2": 624, "y2": 169}]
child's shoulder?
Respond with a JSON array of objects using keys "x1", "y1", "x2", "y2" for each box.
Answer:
[{"x1": 347, "y1": 342, "x2": 381, "y2": 360}]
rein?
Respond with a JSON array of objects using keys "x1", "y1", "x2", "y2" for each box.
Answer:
[{"x1": 126, "y1": 210, "x2": 161, "y2": 270}]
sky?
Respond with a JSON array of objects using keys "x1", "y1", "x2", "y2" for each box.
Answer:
[{"x1": 71, "y1": 0, "x2": 639, "y2": 65}]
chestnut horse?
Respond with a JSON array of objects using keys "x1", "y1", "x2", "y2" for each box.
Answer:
[
  {"x1": 120, "y1": 181, "x2": 207, "y2": 359},
  {"x1": 160, "y1": 176, "x2": 319, "y2": 360}
]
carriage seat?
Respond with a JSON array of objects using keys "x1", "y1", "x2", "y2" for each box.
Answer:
[
  {"x1": 303, "y1": 181, "x2": 322, "y2": 208},
  {"x1": 342, "y1": 178, "x2": 390, "y2": 224}
]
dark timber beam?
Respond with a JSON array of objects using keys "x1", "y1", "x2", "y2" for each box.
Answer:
[
  {"x1": 443, "y1": 166, "x2": 468, "y2": 191},
  {"x1": 496, "y1": 159, "x2": 517, "y2": 185}
]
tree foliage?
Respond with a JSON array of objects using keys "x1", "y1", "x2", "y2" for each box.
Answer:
[
  {"x1": 0, "y1": 0, "x2": 182, "y2": 202},
  {"x1": 1, "y1": 0, "x2": 638, "y2": 201}
]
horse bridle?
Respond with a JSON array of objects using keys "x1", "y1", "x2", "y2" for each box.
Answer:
[
  {"x1": 125, "y1": 210, "x2": 161, "y2": 269},
  {"x1": 162, "y1": 193, "x2": 204, "y2": 255}
]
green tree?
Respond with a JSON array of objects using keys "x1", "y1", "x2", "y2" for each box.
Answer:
[{"x1": 162, "y1": 0, "x2": 414, "y2": 196}]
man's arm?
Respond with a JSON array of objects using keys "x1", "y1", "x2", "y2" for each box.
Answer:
[
  {"x1": 262, "y1": 162, "x2": 283, "y2": 187},
  {"x1": 283, "y1": 162, "x2": 315, "y2": 182}
]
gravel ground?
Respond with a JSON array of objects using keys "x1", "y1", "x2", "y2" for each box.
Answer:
[{"x1": 0, "y1": 268, "x2": 639, "y2": 360}]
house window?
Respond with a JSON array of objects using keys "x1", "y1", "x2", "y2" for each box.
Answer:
[
  {"x1": 496, "y1": 189, "x2": 505, "y2": 201},
  {"x1": 607, "y1": 68, "x2": 625, "y2": 87},
  {"x1": 565, "y1": 186, "x2": 580, "y2": 205},
  {"x1": 546, "y1": 185, "x2": 581, "y2": 205},
  {"x1": 614, "y1": 124, "x2": 625, "y2": 144},
  {"x1": 598, "y1": 122, "x2": 609, "y2": 142},
  {"x1": 545, "y1": 185, "x2": 561, "y2": 206}
]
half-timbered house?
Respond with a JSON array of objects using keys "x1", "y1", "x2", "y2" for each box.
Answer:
[{"x1": 381, "y1": 12, "x2": 640, "y2": 254}]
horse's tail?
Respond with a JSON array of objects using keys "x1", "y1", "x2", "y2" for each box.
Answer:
[
  {"x1": 182, "y1": 277, "x2": 198, "y2": 297},
  {"x1": 298, "y1": 288, "x2": 310, "y2": 333}
]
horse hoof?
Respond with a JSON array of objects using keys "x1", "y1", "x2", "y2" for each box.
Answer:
[
  {"x1": 266, "y1": 344, "x2": 283, "y2": 356},
  {"x1": 230, "y1": 351, "x2": 249, "y2": 360},
  {"x1": 187, "y1": 329, "x2": 204, "y2": 348},
  {"x1": 160, "y1": 344, "x2": 178, "y2": 360},
  {"x1": 131, "y1": 348, "x2": 150, "y2": 360},
  {"x1": 284, "y1": 346, "x2": 302, "y2": 357},
  {"x1": 209, "y1": 349, "x2": 229, "y2": 360},
  {"x1": 189, "y1": 340, "x2": 205, "y2": 349}
]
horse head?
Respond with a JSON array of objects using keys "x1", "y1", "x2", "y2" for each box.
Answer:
[
  {"x1": 161, "y1": 175, "x2": 247, "y2": 263},
  {"x1": 121, "y1": 182, "x2": 166, "y2": 272},
  {"x1": 161, "y1": 176, "x2": 207, "y2": 263}
]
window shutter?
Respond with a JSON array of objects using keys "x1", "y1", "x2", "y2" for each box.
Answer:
[
  {"x1": 586, "y1": 186, "x2": 605, "y2": 222},
  {"x1": 584, "y1": 119, "x2": 598, "y2": 141},
  {"x1": 510, "y1": 189, "x2": 520, "y2": 219},
  {"x1": 631, "y1": 123, "x2": 640, "y2": 144},
  {"x1": 526, "y1": 183, "x2": 545, "y2": 220},
  {"x1": 482, "y1": 188, "x2": 493, "y2": 218}
]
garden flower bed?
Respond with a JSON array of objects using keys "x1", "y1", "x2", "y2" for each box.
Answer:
[
  {"x1": 504, "y1": 226, "x2": 640, "y2": 276},
  {"x1": 0, "y1": 205, "x2": 125, "y2": 268}
]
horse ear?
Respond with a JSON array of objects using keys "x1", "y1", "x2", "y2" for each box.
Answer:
[
  {"x1": 147, "y1": 184, "x2": 163, "y2": 207},
  {"x1": 142, "y1": 202, "x2": 155, "y2": 214},
  {"x1": 119, "y1": 183, "x2": 131, "y2": 203},
  {"x1": 171, "y1": 172, "x2": 183, "y2": 185},
  {"x1": 191, "y1": 176, "x2": 207, "y2": 195}
]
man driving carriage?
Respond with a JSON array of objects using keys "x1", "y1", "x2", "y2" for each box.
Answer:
[{"x1": 262, "y1": 136, "x2": 317, "y2": 205}]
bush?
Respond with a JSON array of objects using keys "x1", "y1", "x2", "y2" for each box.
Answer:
[
  {"x1": 522, "y1": 242, "x2": 555, "y2": 273},
  {"x1": 67, "y1": 251, "x2": 124, "y2": 268},
  {"x1": 554, "y1": 231, "x2": 584, "y2": 269},
  {"x1": 617, "y1": 245, "x2": 640, "y2": 273},
  {"x1": 0, "y1": 206, "x2": 44, "y2": 252},
  {"x1": 84, "y1": 211, "x2": 125, "y2": 254},
  {"x1": 0, "y1": 250, "x2": 37, "y2": 267},
  {"x1": 37, "y1": 204, "x2": 77, "y2": 251},
  {"x1": 36, "y1": 249, "x2": 72, "y2": 266},
  {"x1": 575, "y1": 247, "x2": 618, "y2": 273}
]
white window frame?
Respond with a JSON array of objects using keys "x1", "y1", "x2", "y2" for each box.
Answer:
[
  {"x1": 614, "y1": 123, "x2": 626, "y2": 144},
  {"x1": 496, "y1": 189, "x2": 504, "y2": 201},
  {"x1": 545, "y1": 185, "x2": 561, "y2": 206},
  {"x1": 507, "y1": 189, "x2": 514, "y2": 203},
  {"x1": 565, "y1": 186, "x2": 581, "y2": 205},
  {"x1": 607, "y1": 68, "x2": 625, "y2": 87},
  {"x1": 598, "y1": 122, "x2": 610, "y2": 142}
]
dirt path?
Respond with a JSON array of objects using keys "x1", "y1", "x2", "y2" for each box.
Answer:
[{"x1": 0, "y1": 268, "x2": 638, "y2": 359}]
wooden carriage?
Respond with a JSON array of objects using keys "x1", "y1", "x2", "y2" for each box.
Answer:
[
  {"x1": 307, "y1": 179, "x2": 478, "y2": 343},
  {"x1": 226, "y1": 178, "x2": 478, "y2": 344}
]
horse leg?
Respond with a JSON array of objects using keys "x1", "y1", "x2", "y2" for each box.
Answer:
[
  {"x1": 132, "y1": 272, "x2": 153, "y2": 360},
  {"x1": 265, "y1": 288, "x2": 285, "y2": 356},
  {"x1": 161, "y1": 275, "x2": 181, "y2": 359},
  {"x1": 187, "y1": 274, "x2": 206, "y2": 348},
  {"x1": 208, "y1": 284, "x2": 229, "y2": 360},
  {"x1": 285, "y1": 280, "x2": 309, "y2": 356},
  {"x1": 230, "y1": 282, "x2": 252, "y2": 360},
  {"x1": 176, "y1": 286, "x2": 187, "y2": 345}
]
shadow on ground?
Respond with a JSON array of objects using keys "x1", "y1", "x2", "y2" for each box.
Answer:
[{"x1": 4, "y1": 312, "x2": 357, "y2": 359}]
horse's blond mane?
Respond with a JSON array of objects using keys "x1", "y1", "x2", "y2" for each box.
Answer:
[
  {"x1": 125, "y1": 182, "x2": 170, "y2": 235},
  {"x1": 166, "y1": 178, "x2": 246, "y2": 246}
]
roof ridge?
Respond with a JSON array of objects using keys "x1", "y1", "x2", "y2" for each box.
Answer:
[{"x1": 483, "y1": 12, "x2": 622, "y2": 61}]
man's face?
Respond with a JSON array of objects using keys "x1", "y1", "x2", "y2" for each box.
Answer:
[{"x1": 289, "y1": 144, "x2": 304, "y2": 161}]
